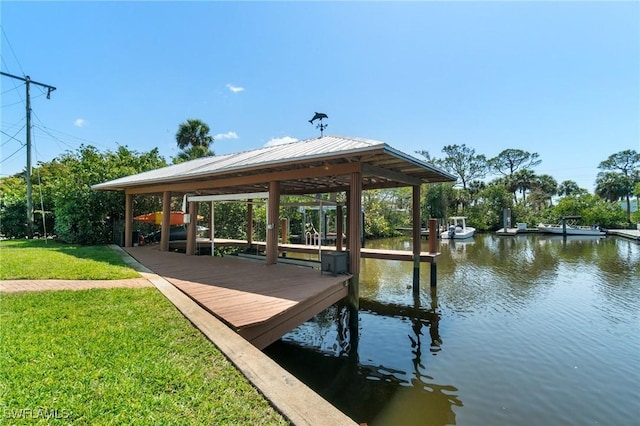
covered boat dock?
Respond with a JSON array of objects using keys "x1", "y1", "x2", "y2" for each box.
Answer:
[{"x1": 93, "y1": 135, "x2": 455, "y2": 346}]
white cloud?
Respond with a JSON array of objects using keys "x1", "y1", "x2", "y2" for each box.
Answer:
[
  {"x1": 74, "y1": 118, "x2": 87, "y2": 127},
  {"x1": 226, "y1": 84, "x2": 244, "y2": 93},
  {"x1": 265, "y1": 136, "x2": 298, "y2": 147},
  {"x1": 214, "y1": 131, "x2": 239, "y2": 140}
]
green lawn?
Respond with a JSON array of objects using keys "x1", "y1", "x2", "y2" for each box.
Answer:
[
  {"x1": 0, "y1": 288, "x2": 288, "y2": 425},
  {"x1": 0, "y1": 239, "x2": 140, "y2": 280}
]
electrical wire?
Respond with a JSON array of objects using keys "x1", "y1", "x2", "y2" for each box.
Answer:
[
  {"x1": 1, "y1": 26, "x2": 26, "y2": 76},
  {"x1": 1, "y1": 124, "x2": 26, "y2": 146},
  {"x1": 1, "y1": 58, "x2": 25, "y2": 108},
  {"x1": 0, "y1": 144, "x2": 24, "y2": 164}
]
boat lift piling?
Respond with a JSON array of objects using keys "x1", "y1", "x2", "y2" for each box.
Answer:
[
  {"x1": 412, "y1": 218, "x2": 439, "y2": 294},
  {"x1": 429, "y1": 218, "x2": 438, "y2": 289}
]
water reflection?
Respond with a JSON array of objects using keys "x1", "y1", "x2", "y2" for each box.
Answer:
[
  {"x1": 266, "y1": 234, "x2": 640, "y2": 425},
  {"x1": 266, "y1": 289, "x2": 461, "y2": 425}
]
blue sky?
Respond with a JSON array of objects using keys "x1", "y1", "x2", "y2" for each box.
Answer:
[{"x1": 1, "y1": 1, "x2": 638, "y2": 191}]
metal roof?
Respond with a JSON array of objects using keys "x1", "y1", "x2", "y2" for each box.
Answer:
[{"x1": 92, "y1": 135, "x2": 456, "y2": 195}]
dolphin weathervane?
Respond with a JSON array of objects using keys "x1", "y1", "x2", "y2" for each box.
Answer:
[{"x1": 309, "y1": 112, "x2": 328, "y2": 137}]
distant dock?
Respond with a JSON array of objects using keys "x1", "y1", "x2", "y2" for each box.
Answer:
[
  {"x1": 606, "y1": 229, "x2": 640, "y2": 242},
  {"x1": 496, "y1": 222, "x2": 540, "y2": 236},
  {"x1": 496, "y1": 227, "x2": 539, "y2": 236},
  {"x1": 497, "y1": 226, "x2": 640, "y2": 242}
]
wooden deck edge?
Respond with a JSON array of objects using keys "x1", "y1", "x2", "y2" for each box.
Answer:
[
  {"x1": 606, "y1": 229, "x2": 640, "y2": 241},
  {"x1": 360, "y1": 248, "x2": 440, "y2": 263},
  {"x1": 141, "y1": 272, "x2": 357, "y2": 426},
  {"x1": 240, "y1": 282, "x2": 349, "y2": 349}
]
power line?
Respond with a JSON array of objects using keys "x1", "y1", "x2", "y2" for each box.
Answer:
[
  {"x1": 1, "y1": 59, "x2": 25, "y2": 108},
  {"x1": 3, "y1": 91, "x2": 47, "y2": 108},
  {"x1": 0, "y1": 71, "x2": 56, "y2": 239},
  {"x1": 1, "y1": 118, "x2": 26, "y2": 130},
  {"x1": 31, "y1": 120, "x2": 112, "y2": 150},
  {"x1": 32, "y1": 124, "x2": 76, "y2": 152},
  {"x1": 0, "y1": 144, "x2": 24, "y2": 164},
  {"x1": 2, "y1": 86, "x2": 22, "y2": 96},
  {"x1": 1, "y1": 124, "x2": 27, "y2": 146},
  {"x1": 1, "y1": 27, "x2": 26, "y2": 76}
]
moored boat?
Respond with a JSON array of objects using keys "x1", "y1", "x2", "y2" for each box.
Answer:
[
  {"x1": 441, "y1": 216, "x2": 475, "y2": 239},
  {"x1": 537, "y1": 223, "x2": 606, "y2": 236}
]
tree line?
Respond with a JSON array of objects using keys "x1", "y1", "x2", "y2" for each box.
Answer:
[
  {"x1": 1, "y1": 118, "x2": 638, "y2": 242},
  {"x1": 411, "y1": 144, "x2": 639, "y2": 233}
]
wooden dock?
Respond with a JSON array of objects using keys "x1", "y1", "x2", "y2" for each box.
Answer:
[
  {"x1": 124, "y1": 245, "x2": 350, "y2": 349},
  {"x1": 497, "y1": 227, "x2": 640, "y2": 242},
  {"x1": 496, "y1": 227, "x2": 540, "y2": 236},
  {"x1": 606, "y1": 228, "x2": 640, "y2": 241},
  {"x1": 167, "y1": 238, "x2": 440, "y2": 263}
]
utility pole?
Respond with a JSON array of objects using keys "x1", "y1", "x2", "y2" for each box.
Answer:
[{"x1": 1, "y1": 71, "x2": 56, "y2": 239}]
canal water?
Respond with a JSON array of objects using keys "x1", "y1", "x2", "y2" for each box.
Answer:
[{"x1": 264, "y1": 234, "x2": 640, "y2": 425}]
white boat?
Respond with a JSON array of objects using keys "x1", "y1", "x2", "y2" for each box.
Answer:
[
  {"x1": 536, "y1": 223, "x2": 606, "y2": 236},
  {"x1": 441, "y1": 216, "x2": 476, "y2": 239}
]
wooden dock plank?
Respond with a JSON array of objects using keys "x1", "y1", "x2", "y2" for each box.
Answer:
[
  {"x1": 124, "y1": 245, "x2": 350, "y2": 349},
  {"x1": 167, "y1": 238, "x2": 441, "y2": 263},
  {"x1": 165, "y1": 238, "x2": 440, "y2": 263}
]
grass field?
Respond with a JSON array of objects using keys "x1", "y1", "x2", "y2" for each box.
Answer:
[
  {"x1": 0, "y1": 239, "x2": 140, "y2": 280},
  {"x1": 0, "y1": 239, "x2": 288, "y2": 424},
  {"x1": 0, "y1": 288, "x2": 288, "y2": 425}
]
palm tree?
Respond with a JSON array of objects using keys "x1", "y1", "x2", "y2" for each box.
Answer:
[
  {"x1": 174, "y1": 119, "x2": 214, "y2": 162},
  {"x1": 468, "y1": 180, "x2": 486, "y2": 206},
  {"x1": 532, "y1": 174, "x2": 557, "y2": 207},
  {"x1": 174, "y1": 145, "x2": 214, "y2": 163},
  {"x1": 513, "y1": 169, "x2": 536, "y2": 202},
  {"x1": 598, "y1": 150, "x2": 640, "y2": 222},
  {"x1": 492, "y1": 175, "x2": 518, "y2": 204},
  {"x1": 557, "y1": 180, "x2": 582, "y2": 197},
  {"x1": 595, "y1": 171, "x2": 636, "y2": 223}
]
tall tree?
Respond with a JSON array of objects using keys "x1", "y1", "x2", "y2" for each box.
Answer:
[
  {"x1": 45, "y1": 145, "x2": 167, "y2": 244},
  {"x1": 414, "y1": 150, "x2": 433, "y2": 162},
  {"x1": 488, "y1": 149, "x2": 541, "y2": 177},
  {"x1": 557, "y1": 180, "x2": 584, "y2": 197},
  {"x1": 598, "y1": 149, "x2": 640, "y2": 222},
  {"x1": 531, "y1": 174, "x2": 558, "y2": 207},
  {"x1": 595, "y1": 171, "x2": 629, "y2": 202},
  {"x1": 467, "y1": 180, "x2": 486, "y2": 206},
  {"x1": 437, "y1": 144, "x2": 488, "y2": 190},
  {"x1": 513, "y1": 169, "x2": 536, "y2": 202},
  {"x1": 174, "y1": 119, "x2": 214, "y2": 162},
  {"x1": 491, "y1": 175, "x2": 519, "y2": 204}
]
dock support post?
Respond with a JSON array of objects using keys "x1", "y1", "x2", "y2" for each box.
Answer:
[
  {"x1": 430, "y1": 286, "x2": 441, "y2": 350},
  {"x1": 280, "y1": 218, "x2": 288, "y2": 244},
  {"x1": 336, "y1": 205, "x2": 343, "y2": 251},
  {"x1": 266, "y1": 181, "x2": 280, "y2": 265},
  {"x1": 345, "y1": 190, "x2": 350, "y2": 250},
  {"x1": 348, "y1": 170, "x2": 362, "y2": 310},
  {"x1": 247, "y1": 199, "x2": 253, "y2": 247},
  {"x1": 160, "y1": 191, "x2": 171, "y2": 252},
  {"x1": 430, "y1": 263, "x2": 437, "y2": 288},
  {"x1": 186, "y1": 201, "x2": 197, "y2": 255},
  {"x1": 348, "y1": 300, "x2": 359, "y2": 359},
  {"x1": 347, "y1": 171, "x2": 362, "y2": 348},
  {"x1": 412, "y1": 185, "x2": 421, "y2": 295},
  {"x1": 429, "y1": 218, "x2": 438, "y2": 288},
  {"x1": 124, "y1": 193, "x2": 133, "y2": 247}
]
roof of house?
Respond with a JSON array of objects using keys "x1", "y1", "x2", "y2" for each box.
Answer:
[{"x1": 92, "y1": 135, "x2": 456, "y2": 195}]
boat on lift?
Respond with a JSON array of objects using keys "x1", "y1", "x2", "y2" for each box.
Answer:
[
  {"x1": 537, "y1": 215, "x2": 606, "y2": 236},
  {"x1": 441, "y1": 216, "x2": 476, "y2": 239},
  {"x1": 536, "y1": 223, "x2": 606, "y2": 236}
]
